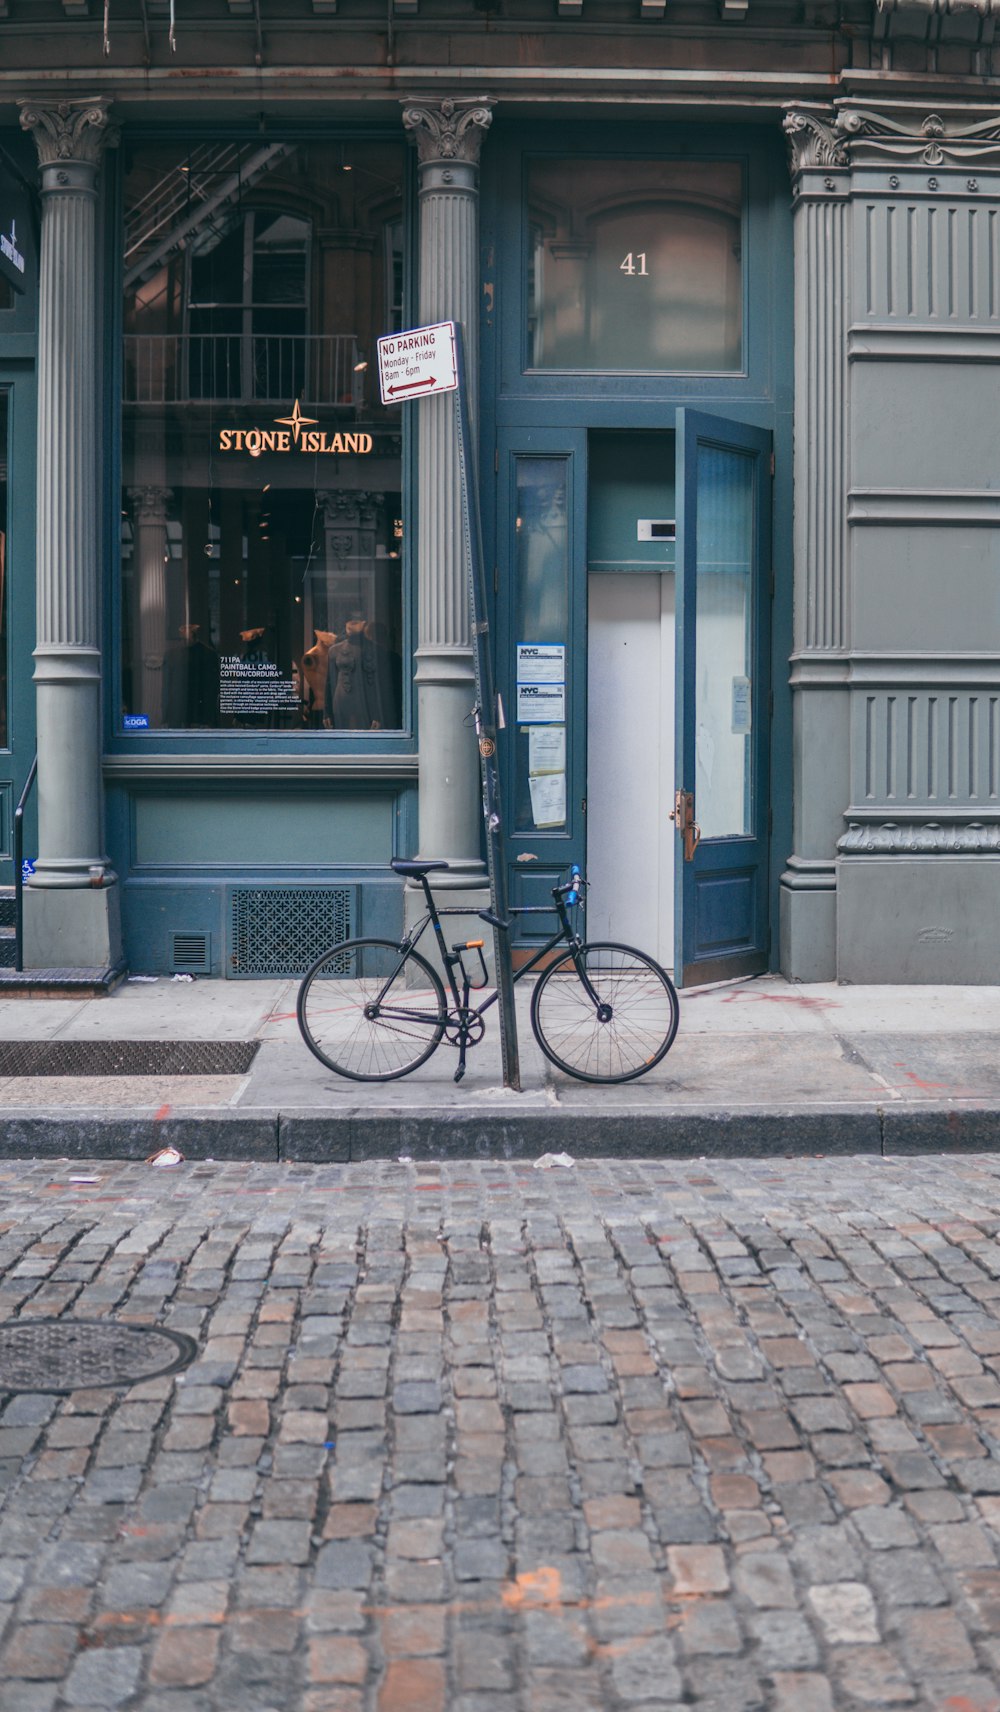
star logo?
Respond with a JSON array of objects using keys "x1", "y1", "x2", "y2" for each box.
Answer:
[{"x1": 274, "y1": 399, "x2": 318, "y2": 445}]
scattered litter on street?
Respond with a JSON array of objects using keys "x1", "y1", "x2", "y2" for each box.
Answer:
[
  {"x1": 397, "y1": 1154, "x2": 414, "y2": 1164},
  {"x1": 533, "y1": 1151, "x2": 575, "y2": 1170},
  {"x1": 171, "y1": 972, "x2": 195, "y2": 982},
  {"x1": 127, "y1": 975, "x2": 158, "y2": 983},
  {"x1": 146, "y1": 1145, "x2": 185, "y2": 1167}
]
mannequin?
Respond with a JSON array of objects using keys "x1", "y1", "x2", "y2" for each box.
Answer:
[
  {"x1": 162, "y1": 623, "x2": 220, "y2": 728},
  {"x1": 325, "y1": 613, "x2": 382, "y2": 730}
]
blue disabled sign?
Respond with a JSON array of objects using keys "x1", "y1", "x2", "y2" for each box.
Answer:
[{"x1": 21, "y1": 859, "x2": 34, "y2": 884}]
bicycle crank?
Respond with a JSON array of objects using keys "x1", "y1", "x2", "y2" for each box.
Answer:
[{"x1": 444, "y1": 1010, "x2": 486, "y2": 1048}]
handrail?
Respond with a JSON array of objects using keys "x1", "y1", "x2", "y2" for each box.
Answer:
[{"x1": 13, "y1": 753, "x2": 37, "y2": 974}]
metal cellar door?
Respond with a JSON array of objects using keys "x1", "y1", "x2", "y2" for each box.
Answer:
[{"x1": 674, "y1": 409, "x2": 772, "y2": 988}]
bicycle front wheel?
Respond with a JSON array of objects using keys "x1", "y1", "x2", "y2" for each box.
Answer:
[
  {"x1": 297, "y1": 938, "x2": 447, "y2": 1081},
  {"x1": 530, "y1": 941, "x2": 679, "y2": 1084}
]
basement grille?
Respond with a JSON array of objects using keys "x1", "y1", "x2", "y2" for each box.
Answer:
[
  {"x1": 229, "y1": 886, "x2": 355, "y2": 977},
  {"x1": 170, "y1": 931, "x2": 211, "y2": 973}
]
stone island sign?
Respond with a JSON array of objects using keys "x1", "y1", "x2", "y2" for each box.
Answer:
[{"x1": 219, "y1": 399, "x2": 373, "y2": 459}]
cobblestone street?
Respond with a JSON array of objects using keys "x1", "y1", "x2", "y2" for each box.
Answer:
[{"x1": 4, "y1": 1154, "x2": 1000, "y2": 1709}]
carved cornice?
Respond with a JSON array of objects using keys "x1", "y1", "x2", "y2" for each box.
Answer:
[
  {"x1": 401, "y1": 98, "x2": 494, "y2": 167},
  {"x1": 839, "y1": 820, "x2": 1000, "y2": 854},
  {"x1": 19, "y1": 99, "x2": 117, "y2": 169},
  {"x1": 787, "y1": 102, "x2": 1000, "y2": 178}
]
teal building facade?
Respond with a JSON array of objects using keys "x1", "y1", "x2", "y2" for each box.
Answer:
[{"x1": 0, "y1": 0, "x2": 999, "y2": 986}]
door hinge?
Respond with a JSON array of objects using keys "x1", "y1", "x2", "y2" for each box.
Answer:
[
  {"x1": 493, "y1": 564, "x2": 499, "y2": 595},
  {"x1": 581, "y1": 797, "x2": 587, "y2": 815},
  {"x1": 770, "y1": 451, "x2": 775, "y2": 478},
  {"x1": 768, "y1": 689, "x2": 774, "y2": 723},
  {"x1": 494, "y1": 447, "x2": 499, "y2": 474}
]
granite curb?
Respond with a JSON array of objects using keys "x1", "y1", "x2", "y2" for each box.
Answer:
[{"x1": 1, "y1": 1101, "x2": 992, "y2": 1159}]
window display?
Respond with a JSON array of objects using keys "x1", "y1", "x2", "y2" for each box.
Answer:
[
  {"x1": 526, "y1": 158, "x2": 743, "y2": 373},
  {"x1": 121, "y1": 140, "x2": 406, "y2": 732}
]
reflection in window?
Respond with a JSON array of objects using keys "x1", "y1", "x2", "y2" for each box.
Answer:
[
  {"x1": 0, "y1": 389, "x2": 6, "y2": 748},
  {"x1": 526, "y1": 158, "x2": 743, "y2": 373},
  {"x1": 121, "y1": 140, "x2": 407, "y2": 732}
]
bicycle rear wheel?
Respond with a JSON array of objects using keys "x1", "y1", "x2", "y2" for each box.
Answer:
[
  {"x1": 530, "y1": 941, "x2": 679, "y2": 1084},
  {"x1": 297, "y1": 937, "x2": 447, "y2": 1081}
]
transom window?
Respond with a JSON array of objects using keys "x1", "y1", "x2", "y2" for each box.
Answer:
[{"x1": 526, "y1": 157, "x2": 743, "y2": 373}]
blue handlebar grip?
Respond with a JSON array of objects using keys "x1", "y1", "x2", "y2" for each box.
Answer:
[{"x1": 568, "y1": 863, "x2": 582, "y2": 906}]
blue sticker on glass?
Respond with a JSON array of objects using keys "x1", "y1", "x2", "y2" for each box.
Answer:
[{"x1": 123, "y1": 714, "x2": 149, "y2": 730}]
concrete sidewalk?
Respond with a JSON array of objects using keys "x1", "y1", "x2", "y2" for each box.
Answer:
[{"x1": 0, "y1": 973, "x2": 998, "y2": 1159}]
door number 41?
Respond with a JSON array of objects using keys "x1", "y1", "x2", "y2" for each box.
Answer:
[{"x1": 619, "y1": 252, "x2": 649, "y2": 276}]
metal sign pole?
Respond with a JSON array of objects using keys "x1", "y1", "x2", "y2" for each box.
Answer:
[{"x1": 453, "y1": 323, "x2": 521, "y2": 1092}]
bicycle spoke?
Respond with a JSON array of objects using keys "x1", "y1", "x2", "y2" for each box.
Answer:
[
  {"x1": 298, "y1": 939, "x2": 447, "y2": 1081},
  {"x1": 531, "y1": 943, "x2": 678, "y2": 1084}
]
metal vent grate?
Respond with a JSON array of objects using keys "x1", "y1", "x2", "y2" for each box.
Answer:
[
  {"x1": 170, "y1": 931, "x2": 211, "y2": 973},
  {"x1": 229, "y1": 886, "x2": 355, "y2": 977}
]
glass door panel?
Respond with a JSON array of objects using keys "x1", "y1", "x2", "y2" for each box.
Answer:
[
  {"x1": 676, "y1": 409, "x2": 771, "y2": 987},
  {"x1": 694, "y1": 444, "x2": 754, "y2": 840}
]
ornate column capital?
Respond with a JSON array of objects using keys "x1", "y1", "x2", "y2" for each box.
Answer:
[
  {"x1": 19, "y1": 98, "x2": 117, "y2": 184},
  {"x1": 783, "y1": 107, "x2": 849, "y2": 175},
  {"x1": 128, "y1": 485, "x2": 171, "y2": 524},
  {"x1": 401, "y1": 97, "x2": 494, "y2": 171}
]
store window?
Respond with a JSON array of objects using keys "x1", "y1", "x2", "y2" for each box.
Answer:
[
  {"x1": 0, "y1": 388, "x2": 7, "y2": 747},
  {"x1": 121, "y1": 140, "x2": 406, "y2": 733},
  {"x1": 526, "y1": 158, "x2": 743, "y2": 373}
]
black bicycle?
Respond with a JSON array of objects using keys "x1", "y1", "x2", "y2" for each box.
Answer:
[{"x1": 297, "y1": 859, "x2": 680, "y2": 1085}]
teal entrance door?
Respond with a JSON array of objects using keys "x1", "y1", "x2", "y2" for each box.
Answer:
[{"x1": 675, "y1": 409, "x2": 772, "y2": 986}]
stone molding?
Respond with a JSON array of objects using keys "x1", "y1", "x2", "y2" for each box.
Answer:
[
  {"x1": 19, "y1": 98, "x2": 117, "y2": 169},
  {"x1": 401, "y1": 97, "x2": 494, "y2": 167},
  {"x1": 839, "y1": 821, "x2": 1000, "y2": 854}
]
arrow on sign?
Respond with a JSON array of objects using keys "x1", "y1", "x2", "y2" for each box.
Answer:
[{"x1": 387, "y1": 376, "x2": 440, "y2": 396}]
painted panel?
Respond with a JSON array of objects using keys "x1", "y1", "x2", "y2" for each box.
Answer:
[
  {"x1": 857, "y1": 195, "x2": 1000, "y2": 327},
  {"x1": 694, "y1": 869, "x2": 756, "y2": 952},
  {"x1": 134, "y1": 791, "x2": 394, "y2": 868},
  {"x1": 852, "y1": 362, "x2": 1000, "y2": 489},
  {"x1": 852, "y1": 527, "x2": 1000, "y2": 652},
  {"x1": 852, "y1": 685, "x2": 1000, "y2": 811},
  {"x1": 0, "y1": 782, "x2": 9, "y2": 859}
]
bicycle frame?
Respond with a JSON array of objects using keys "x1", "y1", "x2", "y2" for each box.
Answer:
[{"x1": 400, "y1": 872, "x2": 602, "y2": 1013}]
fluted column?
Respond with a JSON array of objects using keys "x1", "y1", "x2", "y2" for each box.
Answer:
[
  {"x1": 130, "y1": 486, "x2": 171, "y2": 728},
  {"x1": 18, "y1": 98, "x2": 122, "y2": 970},
  {"x1": 402, "y1": 97, "x2": 493, "y2": 888},
  {"x1": 777, "y1": 108, "x2": 853, "y2": 983}
]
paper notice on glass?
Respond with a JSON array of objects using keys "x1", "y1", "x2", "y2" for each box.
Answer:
[
  {"x1": 731, "y1": 675, "x2": 752, "y2": 735},
  {"x1": 517, "y1": 643, "x2": 565, "y2": 684},
  {"x1": 529, "y1": 771, "x2": 566, "y2": 828},
  {"x1": 529, "y1": 725, "x2": 566, "y2": 775},
  {"x1": 517, "y1": 683, "x2": 565, "y2": 723}
]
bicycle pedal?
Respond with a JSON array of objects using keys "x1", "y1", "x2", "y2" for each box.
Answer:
[{"x1": 454, "y1": 1064, "x2": 466, "y2": 1084}]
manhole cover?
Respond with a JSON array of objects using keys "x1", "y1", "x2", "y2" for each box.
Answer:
[
  {"x1": 0, "y1": 1319, "x2": 198, "y2": 1393},
  {"x1": 0, "y1": 1040, "x2": 260, "y2": 1077}
]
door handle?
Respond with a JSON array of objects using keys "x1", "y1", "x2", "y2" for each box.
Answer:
[{"x1": 670, "y1": 789, "x2": 702, "y2": 862}]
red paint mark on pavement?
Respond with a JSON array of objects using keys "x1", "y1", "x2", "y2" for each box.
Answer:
[{"x1": 719, "y1": 989, "x2": 839, "y2": 1010}]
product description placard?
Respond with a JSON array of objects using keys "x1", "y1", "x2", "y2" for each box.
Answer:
[{"x1": 219, "y1": 658, "x2": 300, "y2": 716}]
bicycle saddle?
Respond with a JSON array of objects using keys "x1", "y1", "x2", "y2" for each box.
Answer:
[{"x1": 390, "y1": 858, "x2": 451, "y2": 877}]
